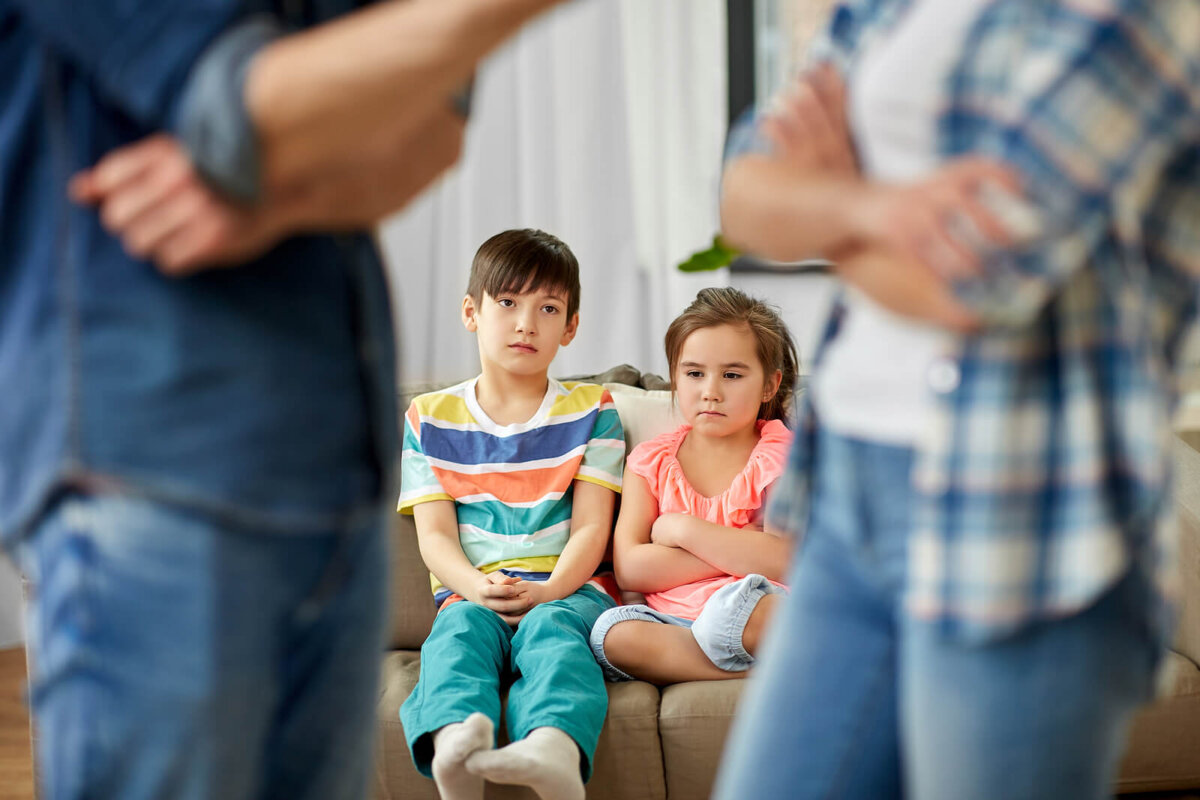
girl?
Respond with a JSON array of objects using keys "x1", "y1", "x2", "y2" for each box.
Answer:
[{"x1": 590, "y1": 287, "x2": 798, "y2": 684}]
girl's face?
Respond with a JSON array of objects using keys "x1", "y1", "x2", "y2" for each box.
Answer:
[{"x1": 674, "y1": 323, "x2": 781, "y2": 439}]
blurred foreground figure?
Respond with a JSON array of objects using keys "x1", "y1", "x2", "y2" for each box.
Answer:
[
  {"x1": 715, "y1": 1, "x2": 1200, "y2": 798},
  {"x1": 0, "y1": 0, "x2": 566, "y2": 797}
]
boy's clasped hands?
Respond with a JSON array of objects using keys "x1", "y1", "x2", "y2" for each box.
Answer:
[{"x1": 472, "y1": 572, "x2": 557, "y2": 625}]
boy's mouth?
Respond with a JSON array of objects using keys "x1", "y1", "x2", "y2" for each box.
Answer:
[{"x1": 509, "y1": 343, "x2": 538, "y2": 354}]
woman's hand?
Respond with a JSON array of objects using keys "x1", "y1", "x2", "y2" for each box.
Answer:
[
  {"x1": 845, "y1": 158, "x2": 1025, "y2": 281},
  {"x1": 833, "y1": 242, "x2": 982, "y2": 332},
  {"x1": 761, "y1": 64, "x2": 858, "y2": 176}
]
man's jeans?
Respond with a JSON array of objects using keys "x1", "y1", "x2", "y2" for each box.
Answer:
[
  {"x1": 13, "y1": 493, "x2": 387, "y2": 800},
  {"x1": 714, "y1": 429, "x2": 1158, "y2": 800}
]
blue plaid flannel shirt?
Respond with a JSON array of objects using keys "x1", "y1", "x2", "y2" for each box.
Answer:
[{"x1": 764, "y1": 0, "x2": 1200, "y2": 642}]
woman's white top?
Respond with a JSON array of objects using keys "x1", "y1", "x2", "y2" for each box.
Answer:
[{"x1": 810, "y1": 0, "x2": 989, "y2": 444}]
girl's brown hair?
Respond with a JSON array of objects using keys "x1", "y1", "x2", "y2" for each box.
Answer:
[{"x1": 664, "y1": 287, "x2": 799, "y2": 422}]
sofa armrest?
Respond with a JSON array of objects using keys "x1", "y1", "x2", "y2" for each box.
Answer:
[{"x1": 388, "y1": 513, "x2": 437, "y2": 651}]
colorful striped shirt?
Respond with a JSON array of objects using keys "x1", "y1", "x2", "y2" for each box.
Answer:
[
  {"x1": 399, "y1": 378, "x2": 624, "y2": 597},
  {"x1": 755, "y1": 0, "x2": 1200, "y2": 643}
]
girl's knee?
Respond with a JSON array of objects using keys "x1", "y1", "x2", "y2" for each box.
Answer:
[
  {"x1": 600, "y1": 620, "x2": 658, "y2": 669},
  {"x1": 743, "y1": 592, "x2": 782, "y2": 656}
]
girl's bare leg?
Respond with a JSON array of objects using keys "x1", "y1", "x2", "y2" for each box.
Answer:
[{"x1": 602, "y1": 621, "x2": 744, "y2": 685}]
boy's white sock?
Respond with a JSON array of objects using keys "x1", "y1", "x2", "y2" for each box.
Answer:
[
  {"x1": 432, "y1": 712, "x2": 494, "y2": 800},
  {"x1": 465, "y1": 725, "x2": 585, "y2": 800}
]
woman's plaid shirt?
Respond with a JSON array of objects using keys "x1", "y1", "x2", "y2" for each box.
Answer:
[{"x1": 767, "y1": 0, "x2": 1200, "y2": 642}]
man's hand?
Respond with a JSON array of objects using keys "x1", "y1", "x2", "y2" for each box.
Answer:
[
  {"x1": 69, "y1": 105, "x2": 464, "y2": 277},
  {"x1": 69, "y1": 135, "x2": 288, "y2": 276}
]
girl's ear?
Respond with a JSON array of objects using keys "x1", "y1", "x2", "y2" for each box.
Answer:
[
  {"x1": 462, "y1": 294, "x2": 479, "y2": 332},
  {"x1": 763, "y1": 368, "x2": 783, "y2": 403}
]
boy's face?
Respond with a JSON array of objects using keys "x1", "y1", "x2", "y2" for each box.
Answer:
[{"x1": 462, "y1": 284, "x2": 578, "y2": 380}]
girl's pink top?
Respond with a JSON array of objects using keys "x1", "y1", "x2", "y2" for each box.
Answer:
[{"x1": 630, "y1": 419, "x2": 793, "y2": 620}]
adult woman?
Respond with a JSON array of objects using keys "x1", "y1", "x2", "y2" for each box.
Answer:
[{"x1": 714, "y1": 2, "x2": 1200, "y2": 798}]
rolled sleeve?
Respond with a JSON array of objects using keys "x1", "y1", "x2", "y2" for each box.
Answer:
[
  {"x1": 945, "y1": 4, "x2": 1200, "y2": 328},
  {"x1": 10, "y1": 0, "x2": 244, "y2": 129},
  {"x1": 175, "y1": 15, "x2": 285, "y2": 203}
]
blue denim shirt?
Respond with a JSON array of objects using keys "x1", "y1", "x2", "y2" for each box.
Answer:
[{"x1": 0, "y1": 0, "x2": 397, "y2": 544}]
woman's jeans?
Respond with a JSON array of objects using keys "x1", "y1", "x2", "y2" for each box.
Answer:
[
  {"x1": 13, "y1": 492, "x2": 388, "y2": 800},
  {"x1": 714, "y1": 429, "x2": 1158, "y2": 800}
]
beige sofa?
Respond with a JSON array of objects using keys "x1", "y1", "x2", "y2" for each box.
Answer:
[{"x1": 373, "y1": 367, "x2": 1200, "y2": 799}]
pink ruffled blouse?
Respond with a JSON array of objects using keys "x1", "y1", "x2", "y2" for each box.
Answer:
[{"x1": 629, "y1": 419, "x2": 793, "y2": 620}]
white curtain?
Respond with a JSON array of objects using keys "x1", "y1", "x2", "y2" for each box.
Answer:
[{"x1": 378, "y1": 0, "x2": 729, "y2": 385}]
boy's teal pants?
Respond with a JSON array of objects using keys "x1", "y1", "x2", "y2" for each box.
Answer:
[{"x1": 401, "y1": 585, "x2": 616, "y2": 780}]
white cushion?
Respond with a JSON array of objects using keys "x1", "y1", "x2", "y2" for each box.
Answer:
[{"x1": 604, "y1": 383, "x2": 683, "y2": 455}]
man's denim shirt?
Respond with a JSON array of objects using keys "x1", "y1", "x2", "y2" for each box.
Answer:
[{"x1": 0, "y1": 0, "x2": 397, "y2": 545}]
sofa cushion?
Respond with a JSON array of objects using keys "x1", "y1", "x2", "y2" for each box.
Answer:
[
  {"x1": 658, "y1": 680, "x2": 745, "y2": 800},
  {"x1": 373, "y1": 650, "x2": 667, "y2": 800},
  {"x1": 388, "y1": 512, "x2": 436, "y2": 651},
  {"x1": 1116, "y1": 651, "x2": 1200, "y2": 793},
  {"x1": 603, "y1": 383, "x2": 682, "y2": 455}
]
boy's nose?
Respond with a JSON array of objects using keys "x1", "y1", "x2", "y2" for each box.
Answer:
[{"x1": 516, "y1": 315, "x2": 536, "y2": 334}]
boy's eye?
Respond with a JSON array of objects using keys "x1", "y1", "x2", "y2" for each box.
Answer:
[
  {"x1": 541, "y1": 305, "x2": 560, "y2": 315},
  {"x1": 497, "y1": 298, "x2": 515, "y2": 308}
]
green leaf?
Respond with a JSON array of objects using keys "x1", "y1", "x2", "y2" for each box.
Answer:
[{"x1": 676, "y1": 234, "x2": 741, "y2": 272}]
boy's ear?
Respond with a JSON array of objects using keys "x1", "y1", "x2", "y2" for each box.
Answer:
[
  {"x1": 462, "y1": 294, "x2": 479, "y2": 332},
  {"x1": 560, "y1": 313, "x2": 580, "y2": 347}
]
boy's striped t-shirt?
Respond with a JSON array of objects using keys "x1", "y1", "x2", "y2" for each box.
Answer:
[{"x1": 398, "y1": 377, "x2": 624, "y2": 599}]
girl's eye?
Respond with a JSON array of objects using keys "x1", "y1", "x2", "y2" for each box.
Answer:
[
  {"x1": 724, "y1": 372, "x2": 743, "y2": 380},
  {"x1": 686, "y1": 370, "x2": 703, "y2": 379}
]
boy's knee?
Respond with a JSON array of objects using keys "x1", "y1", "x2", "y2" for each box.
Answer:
[
  {"x1": 518, "y1": 601, "x2": 586, "y2": 637},
  {"x1": 435, "y1": 600, "x2": 507, "y2": 636}
]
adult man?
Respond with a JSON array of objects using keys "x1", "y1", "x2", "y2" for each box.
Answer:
[{"x1": 0, "y1": 0, "x2": 566, "y2": 796}]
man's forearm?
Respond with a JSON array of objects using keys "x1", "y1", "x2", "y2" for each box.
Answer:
[
  {"x1": 276, "y1": 104, "x2": 466, "y2": 231},
  {"x1": 246, "y1": 0, "x2": 559, "y2": 192}
]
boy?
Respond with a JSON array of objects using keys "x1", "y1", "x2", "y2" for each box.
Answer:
[{"x1": 398, "y1": 229, "x2": 624, "y2": 800}]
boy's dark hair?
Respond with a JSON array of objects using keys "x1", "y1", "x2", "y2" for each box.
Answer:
[
  {"x1": 466, "y1": 229, "x2": 581, "y2": 318},
  {"x1": 664, "y1": 287, "x2": 800, "y2": 422}
]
